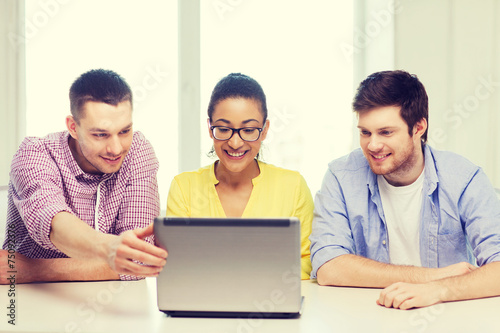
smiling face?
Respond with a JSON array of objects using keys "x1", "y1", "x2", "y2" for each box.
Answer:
[
  {"x1": 66, "y1": 100, "x2": 133, "y2": 174},
  {"x1": 357, "y1": 105, "x2": 426, "y2": 186},
  {"x1": 209, "y1": 97, "x2": 269, "y2": 176}
]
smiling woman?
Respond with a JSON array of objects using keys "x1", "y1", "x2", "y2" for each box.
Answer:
[{"x1": 166, "y1": 73, "x2": 315, "y2": 279}]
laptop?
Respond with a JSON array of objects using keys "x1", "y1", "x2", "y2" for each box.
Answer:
[{"x1": 154, "y1": 217, "x2": 303, "y2": 318}]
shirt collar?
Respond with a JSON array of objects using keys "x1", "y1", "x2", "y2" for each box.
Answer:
[{"x1": 422, "y1": 144, "x2": 439, "y2": 195}]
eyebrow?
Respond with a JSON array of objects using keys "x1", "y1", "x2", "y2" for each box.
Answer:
[
  {"x1": 89, "y1": 123, "x2": 133, "y2": 132},
  {"x1": 212, "y1": 118, "x2": 261, "y2": 125},
  {"x1": 357, "y1": 126, "x2": 398, "y2": 131}
]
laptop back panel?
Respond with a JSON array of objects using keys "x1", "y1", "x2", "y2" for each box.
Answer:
[{"x1": 154, "y1": 217, "x2": 302, "y2": 317}]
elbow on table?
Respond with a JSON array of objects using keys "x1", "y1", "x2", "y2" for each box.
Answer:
[
  {"x1": 316, "y1": 272, "x2": 331, "y2": 286},
  {"x1": 316, "y1": 262, "x2": 350, "y2": 287}
]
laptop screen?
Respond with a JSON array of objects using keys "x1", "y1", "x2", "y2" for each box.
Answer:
[{"x1": 154, "y1": 217, "x2": 302, "y2": 317}]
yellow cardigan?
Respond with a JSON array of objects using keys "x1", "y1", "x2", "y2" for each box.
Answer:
[{"x1": 166, "y1": 160, "x2": 313, "y2": 279}]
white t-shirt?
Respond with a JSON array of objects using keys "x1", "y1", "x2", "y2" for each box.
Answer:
[{"x1": 377, "y1": 169, "x2": 425, "y2": 267}]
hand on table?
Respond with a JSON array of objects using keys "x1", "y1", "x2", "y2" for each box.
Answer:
[
  {"x1": 377, "y1": 262, "x2": 478, "y2": 310},
  {"x1": 106, "y1": 223, "x2": 167, "y2": 277},
  {"x1": 376, "y1": 282, "x2": 446, "y2": 309}
]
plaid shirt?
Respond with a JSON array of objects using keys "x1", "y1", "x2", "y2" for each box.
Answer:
[{"x1": 3, "y1": 131, "x2": 160, "y2": 280}]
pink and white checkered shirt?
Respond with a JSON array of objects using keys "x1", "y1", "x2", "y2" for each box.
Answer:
[{"x1": 3, "y1": 131, "x2": 160, "y2": 280}]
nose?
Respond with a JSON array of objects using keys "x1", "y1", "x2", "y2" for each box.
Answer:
[
  {"x1": 107, "y1": 136, "x2": 123, "y2": 156},
  {"x1": 367, "y1": 136, "x2": 383, "y2": 152},
  {"x1": 227, "y1": 131, "x2": 244, "y2": 149}
]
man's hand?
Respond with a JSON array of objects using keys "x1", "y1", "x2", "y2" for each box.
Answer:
[
  {"x1": 377, "y1": 262, "x2": 478, "y2": 310},
  {"x1": 105, "y1": 223, "x2": 167, "y2": 277},
  {"x1": 377, "y1": 281, "x2": 447, "y2": 310}
]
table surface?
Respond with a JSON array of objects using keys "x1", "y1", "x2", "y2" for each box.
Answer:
[{"x1": 1, "y1": 278, "x2": 499, "y2": 333}]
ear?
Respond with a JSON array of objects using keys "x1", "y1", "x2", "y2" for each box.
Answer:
[
  {"x1": 413, "y1": 118, "x2": 427, "y2": 140},
  {"x1": 207, "y1": 118, "x2": 214, "y2": 139},
  {"x1": 66, "y1": 115, "x2": 79, "y2": 140},
  {"x1": 260, "y1": 119, "x2": 270, "y2": 141}
]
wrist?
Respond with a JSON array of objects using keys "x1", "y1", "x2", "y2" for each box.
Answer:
[
  {"x1": 431, "y1": 280, "x2": 452, "y2": 303},
  {"x1": 96, "y1": 232, "x2": 116, "y2": 264}
]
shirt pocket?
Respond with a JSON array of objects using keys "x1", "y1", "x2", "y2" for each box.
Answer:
[{"x1": 437, "y1": 230, "x2": 468, "y2": 266}]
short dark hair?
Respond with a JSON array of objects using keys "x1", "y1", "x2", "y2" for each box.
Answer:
[
  {"x1": 207, "y1": 73, "x2": 268, "y2": 122},
  {"x1": 352, "y1": 70, "x2": 429, "y2": 143},
  {"x1": 69, "y1": 69, "x2": 132, "y2": 123}
]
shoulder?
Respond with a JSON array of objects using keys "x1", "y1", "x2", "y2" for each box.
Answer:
[
  {"x1": 259, "y1": 161, "x2": 305, "y2": 183},
  {"x1": 173, "y1": 164, "x2": 213, "y2": 185},
  {"x1": 426, "y1": 145, "x2": 480, "y2": 179},
  {"x1": 260, "y1": 161, "x2": 301, "y2": 178},
  {"x1": 17, "y1": 131, "x2": 66, "y2": 153},
  {"x1": 327, "y1": 148, "x2": 371, "y2": 180},
  {"x1": 12, "y1": 132, "x2": 67, "y2": 166},
  {"x1": 124, "y1": 131, "x2": 158, "y2": 167},
  {"x1": 258, "y1": 161, "x2": 311, "y2": 193},
  {"x1": 129, "y1": 131, "x2": 155, "y2": 154}
]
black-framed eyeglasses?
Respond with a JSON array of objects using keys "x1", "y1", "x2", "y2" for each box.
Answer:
[{"x1": 210, "y1": 126, "x2": 264, "y2": 142}]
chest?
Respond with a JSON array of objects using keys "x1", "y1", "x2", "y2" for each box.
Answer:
[{"x1": 215, "y1": 183, "x2": 253, "y2": 217}]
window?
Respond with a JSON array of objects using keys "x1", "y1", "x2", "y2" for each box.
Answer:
[
  {"x1": 22, "y1": 0, "x2": 354, "y2": 202},
  {"x1": 24, "y1": 0, "x2": 178, "y2": 202},
  {"x1": 200, "y1": 0, "x2": 354, "y2": 194}
]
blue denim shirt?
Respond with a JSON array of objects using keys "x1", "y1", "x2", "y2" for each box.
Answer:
[{"x1": 310, "y1": 144, "x2": 500, "y2": 279}]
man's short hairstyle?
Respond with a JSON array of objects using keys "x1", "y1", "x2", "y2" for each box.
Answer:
[
  {"x1": 207, "y1": 73, "x2": 268, "y2": 122},
  {"x1": 352, "y1": 70, "x2": 429, "y2": 143},
  {"x1": 69, "y1": 69, "x2": 132, "y2": 123}
]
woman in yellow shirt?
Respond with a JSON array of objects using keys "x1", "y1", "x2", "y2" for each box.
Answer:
[{"x1": 166, "y1": 73, "x2": 313, "y2": 279}]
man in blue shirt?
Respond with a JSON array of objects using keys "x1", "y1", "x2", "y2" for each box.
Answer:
[{"x1": 310, "y1": 70, "x2": 500, "y2": 309}]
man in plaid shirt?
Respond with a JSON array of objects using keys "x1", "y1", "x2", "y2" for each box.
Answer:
[{"x1": 1, "y1": 69, "x2": 167, "y2": 283}]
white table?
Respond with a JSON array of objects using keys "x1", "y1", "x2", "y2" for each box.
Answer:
[{"x1": 1, "y1": 278, "x2": 499, "y2": 333}]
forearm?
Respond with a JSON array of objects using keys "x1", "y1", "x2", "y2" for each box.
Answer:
[
  {"x1": 438, "y1": 261, "x2": 500, "y2": 302},
  {"x1": 49, "y1": 212, "x2": 112, "y2": 262},
  {"x1": 26, "y1": 258, "x2": 119, "y2": 283},
  {"x1": 317, "y1": 254, "x2": 446, "y2": 288}
]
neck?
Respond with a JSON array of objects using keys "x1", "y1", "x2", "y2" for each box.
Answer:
[
  {"x1": 383, "y1": 145, "x2": 425, "y2": 187},
  {"x1": 215, "y1": 160, "x2": 260, "y2": 188}
]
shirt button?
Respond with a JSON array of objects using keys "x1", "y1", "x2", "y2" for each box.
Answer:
[{"x1": 382, "y1": 240, "x2": 386, "y2": 245}]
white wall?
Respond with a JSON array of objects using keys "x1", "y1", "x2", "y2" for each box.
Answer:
[
  {"x1": 0, "y1": 0, "x2": 25, "y2": 187},
  {"x1": 394, "y1": 0, "x2": 500, "y2": 187}
]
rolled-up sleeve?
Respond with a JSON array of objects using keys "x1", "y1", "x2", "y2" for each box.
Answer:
[
  {"x1": 309, "y1": 168, "x2": 355, "y2": 279},
  {"x1": 10, "y1": 140, "x2": 74, "y2": 251},
  {"x1": 460, "y1": 168, "x2": 500, "y2": 266}
]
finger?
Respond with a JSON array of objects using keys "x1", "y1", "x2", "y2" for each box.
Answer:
[
  {"x1": 377, "y1": 290, "x2": 387, "y2": 307},
  {"x1": 378, "y1": 283, "x2": 399, "y2": 307},
  {"x1": 115, "y1": 258, "x2": 165, "y2": 277},
  {"x1": 116, "y1": 245, "x2": 167, "y2": 267},
  {"x1": 379, "y1": 286, "x2": 402, "y2": 308},
  {"x1": 392, "y1": 292, "x2": 411, "y2": 309},
  {"x1": 133, "y1": 223, "x2": 155, "y2": 239},
  {"x1": 398, "y1": 297, "x2": 416, "y2": 310},
  {"x1": 382, "y1": 292, "x2": 396, "y2": 308},
  {"x1": 124, "y1": 232, "x2": 167, "y2": 259}
]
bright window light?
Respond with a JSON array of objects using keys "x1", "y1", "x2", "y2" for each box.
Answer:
[
  {"x1": 200, "y1": 0, "x2": 354, "y2": 194},
  {"x1": 24, "y1": 0, "x2": 178, "y2": 203}
]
